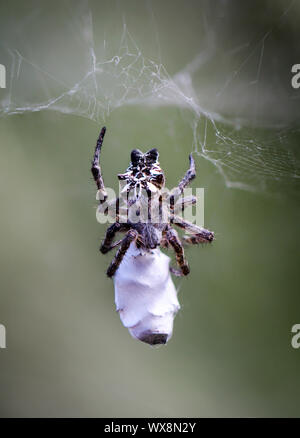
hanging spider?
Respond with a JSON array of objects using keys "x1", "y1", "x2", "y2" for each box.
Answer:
[{"x1": 91, "y1": 127, "x2": 214, "y2": 346}]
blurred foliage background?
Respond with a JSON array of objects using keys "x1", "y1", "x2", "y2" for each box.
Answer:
[{"x1": 0, "y1": 0, "x2": 300, "y2": 417}]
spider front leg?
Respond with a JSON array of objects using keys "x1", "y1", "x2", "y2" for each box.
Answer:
[
  {"x1": 169, "y1": 153, "x2": 196, "y2": 197},
  {"x1": 91, "y1": 126, "x2": 107, "y2": 204},
  {"x1": 177, "y1": 154, "x2": 196, "y2": 193},
  {"x1": 165, "y1": 228, "x2": 190, "y2": 277},
  {"x1": 100, "y1": 222, "x2": 130, "y2": 254},
  {"x1": 167, "y1": 154, "x2": 196, "y2": 219},
  {"x1": 106, "y1": 229, "x2": 138, "y2": 278},
  {"x1": 173, "y1": 215, "x2": 214, "y2": 244}
]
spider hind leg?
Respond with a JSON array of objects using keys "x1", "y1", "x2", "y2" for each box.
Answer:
[
  {"x1": 166, "y1": 228, "x2": 190, "y2": 277},
  {"x1": 106, "y1": 229, "x2": 138, "y2": 278},
  {"x1": 100, "y1": 222, "x2": 130, "y2": 254}
]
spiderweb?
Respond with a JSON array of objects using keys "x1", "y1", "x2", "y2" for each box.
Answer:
[{"x1": 0, "y1": 0, "x2": 299, "y2": 195}]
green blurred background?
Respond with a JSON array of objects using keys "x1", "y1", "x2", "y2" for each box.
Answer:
[{"x1": 0, "y1": 0, "x2": 300, "y2": 417}]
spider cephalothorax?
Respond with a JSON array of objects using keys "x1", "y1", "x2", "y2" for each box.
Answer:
[{"x1": 118, "y1": 148, "x2": 165, "y2": 197}]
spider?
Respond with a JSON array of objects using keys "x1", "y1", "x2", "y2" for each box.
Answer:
[
  {"x1": 91, "y1": 127, "x2": 214, "y2": 278},
  {"x1": 91, "y1": 126, "x2": 214, "y2": 345}
]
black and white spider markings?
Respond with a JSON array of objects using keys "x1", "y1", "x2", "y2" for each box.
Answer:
[{"x1": 91, "y1": 127, "x2": 214, "y2": 345}]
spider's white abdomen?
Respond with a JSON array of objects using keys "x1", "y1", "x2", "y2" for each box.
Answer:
[{"x1": 113, "y1": 242, "x2": 180, "y2": 345}]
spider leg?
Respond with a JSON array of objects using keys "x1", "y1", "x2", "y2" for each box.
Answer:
[
  {"x1": 173, "y1": 215, "x2": 214, "y2": 243},
  {"x1": 100, "y1": 222, "x2": 130, "y2": 254},
  {"x1": 166, "y1": 228, "x2": 190, "y2": 276},
  {"x1": 177, "y1": 154, "x2": 196, "y2": 193},
  {"x1": 91, "y1": 126, "x2": 107, "y2": 204},
  {"x1": 167, "y1": 154, "x2": 196, "y2": 217},
  {"x1": 106, "y1": 229, "x2": 138, "y2": 278},
  {"x1": 174, "y1": 195, "x2": 197, "y2": 214}
]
